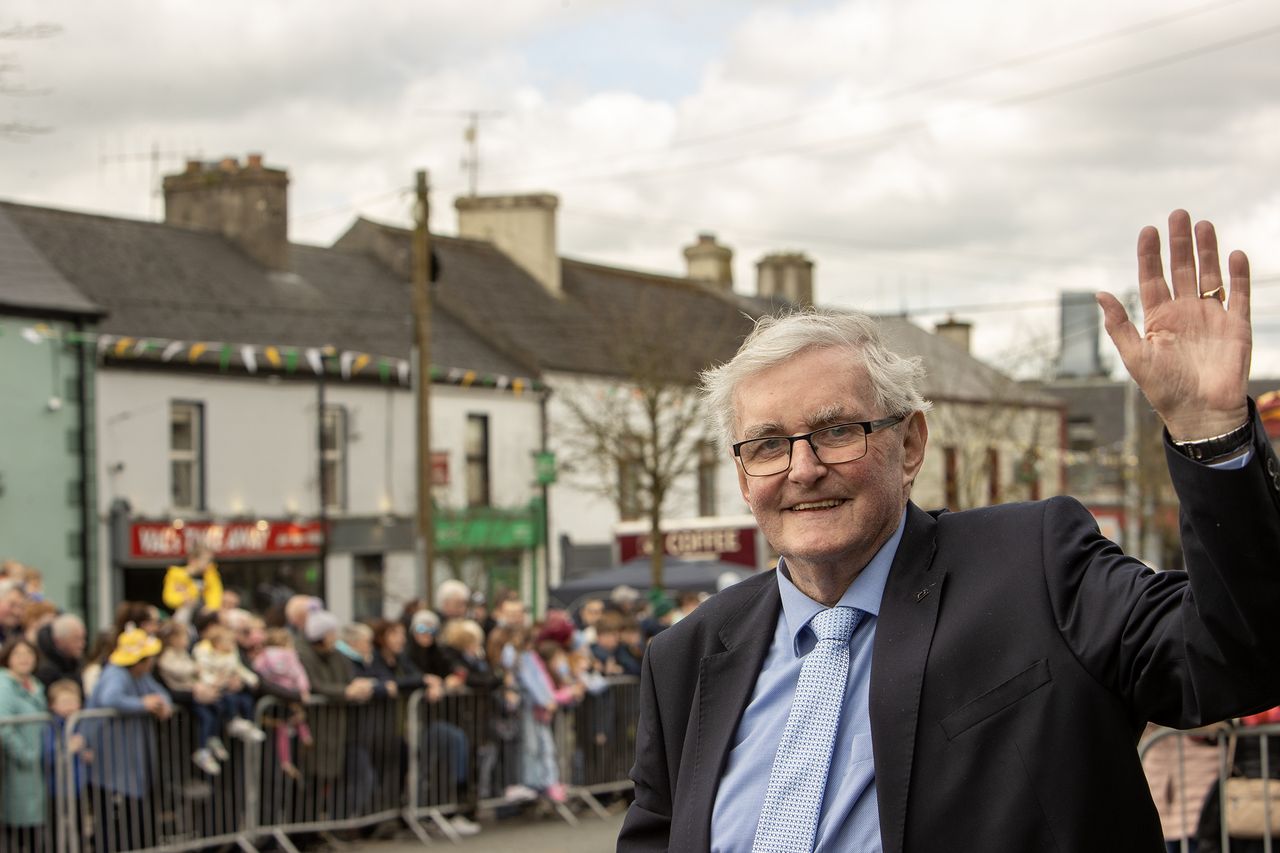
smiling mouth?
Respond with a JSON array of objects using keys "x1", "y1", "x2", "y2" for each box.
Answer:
[{"x1": 789, "y1": 499, "x2": 846, "y2": 512}]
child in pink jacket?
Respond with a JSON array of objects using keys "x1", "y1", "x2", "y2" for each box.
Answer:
[{"x1": 251, "y1": 628, "x2": 313, "y2": 778}]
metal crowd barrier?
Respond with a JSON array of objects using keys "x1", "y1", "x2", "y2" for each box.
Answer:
[
  {"x1": 1140, "y1": 721, "x2": 1280, "y2": 853},
  {"x1": 65, "y1": 705, "x2": 263, "y2": 853},
  {"x1": 0, "y1": 677, "x2": 640, "y2": 852},
  {"x1": 0, "y1": 711, "x2": 58, "y2": 853}
]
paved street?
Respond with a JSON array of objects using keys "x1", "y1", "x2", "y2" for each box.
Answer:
[{"x1": 357, "y1": 809, "x2": 625, "y2": 853}]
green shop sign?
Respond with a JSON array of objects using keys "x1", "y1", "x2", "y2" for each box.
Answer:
[{"x1": 435, "y1": 503, "x2": 544, "y2": 552}]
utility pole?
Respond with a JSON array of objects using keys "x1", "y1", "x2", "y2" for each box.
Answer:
[{"x1": 412, "y1": 170, "x2": 436, "y2": 607}]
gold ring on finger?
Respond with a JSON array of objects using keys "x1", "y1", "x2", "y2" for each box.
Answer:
[{"x1": 1199, "y1": 286, "x2": 1225, "y2": 302}]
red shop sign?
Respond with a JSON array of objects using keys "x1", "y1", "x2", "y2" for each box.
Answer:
[{"x1": 129, "y1": 520, "x2": 324, "y2": 560}]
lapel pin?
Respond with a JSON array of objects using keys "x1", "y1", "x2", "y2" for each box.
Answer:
[{"x1": 915, "y1": 583, "x2": 936, "y2": 602}]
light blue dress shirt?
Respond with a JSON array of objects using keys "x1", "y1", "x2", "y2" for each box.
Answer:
[{"x1": 710, "y1": 509, "x2": 906, "y2": 853}]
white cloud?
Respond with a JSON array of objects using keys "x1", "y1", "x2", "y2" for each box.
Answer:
[{"x1": 5, "y1": 0, "x2": 1280, "y2": 374}]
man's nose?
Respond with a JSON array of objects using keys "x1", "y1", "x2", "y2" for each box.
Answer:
[{"x1": 788, "y1": 438, "x2": 827, "y2": 483}]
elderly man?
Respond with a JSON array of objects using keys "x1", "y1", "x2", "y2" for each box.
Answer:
[
  {"x1": 0, "y1": 580, "x2": 25, "y2": 644},
  {"x1": 35, "y1": 612, "x2": 87, "y2": 689},
  {"x1": 435, "y1": 579, "x2": 471, "y2": 622},
  {"x1": 618, "y1": 212, "x2": 1280, "y2": 852}
]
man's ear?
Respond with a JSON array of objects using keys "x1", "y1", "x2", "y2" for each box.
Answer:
[{"x1": 902, "y1": 411, "x2": 928, "y2": 491}]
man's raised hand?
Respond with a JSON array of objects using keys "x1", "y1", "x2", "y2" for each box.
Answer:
[{"x1": 1097, "y1": 210, "x2": 1251, "y2": 440}]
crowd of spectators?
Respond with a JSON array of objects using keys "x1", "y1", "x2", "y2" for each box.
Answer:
[{"x1": 0, "y1": 553, "x2": 689, "y2": 847}]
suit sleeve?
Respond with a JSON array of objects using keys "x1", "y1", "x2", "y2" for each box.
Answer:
[
  {"x1": 618, "y1": 643, "x2": 673, "y2": 852},
  {"x1": 1044, "y1": 404, "x2": 1280, "y2": 727}
]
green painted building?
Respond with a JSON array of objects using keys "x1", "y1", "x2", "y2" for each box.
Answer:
[{"x1": 0, "y1": 208, "x2": 103, "y2": 622}]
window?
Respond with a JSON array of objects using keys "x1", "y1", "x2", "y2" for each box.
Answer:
[
  {"x1": 170, "y1": 401, "x2": 204, "y2": 511},
  {"x1": 321, "y1": 406, "x2": 347, "y2": 511},
  {"x1": 943, "y1": 446, "x2": 959, "y2": 509},
  {"x1": 352, "y1": 553, "x2": 384, "y2": 621},
  {"x1": 986, "y1": 447, "x2": 1001, "y2": 505},
  {"x1": 697, "y1": 441, "x2": 718, "y2": 517},
  {"x1": 465, "y1": 414, "x2": 490, "y2": 507}
]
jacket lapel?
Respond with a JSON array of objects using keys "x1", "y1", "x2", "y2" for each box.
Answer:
[
  {"x1": 870, "y1": 503, "x2": 943, "y2": 853},
  {"x1": 672, "y1": 576, "x2": 781, "y2": 851}
]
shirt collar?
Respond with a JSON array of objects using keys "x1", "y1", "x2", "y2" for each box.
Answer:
[{"x1": 776, "y1": 507, "x2": 907, "y2": 656}]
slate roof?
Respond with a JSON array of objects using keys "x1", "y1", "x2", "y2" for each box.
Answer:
[
  {"x1": 0, "y1": 206, "x2": 102, "y2": 318},
  {"x1": 337, "y1": 217, "x2": 753, "y2": 381},
  {"x1": 0, "y1": 201, "x2": 532, "y2": 379},
  {"x1": 734, "y1": 291, "x2": 1058, "y2": 406}
]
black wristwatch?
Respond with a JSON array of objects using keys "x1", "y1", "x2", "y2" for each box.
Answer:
[{"x1": 1171, "y1": 420, "x2": 1252, "y2": 463}]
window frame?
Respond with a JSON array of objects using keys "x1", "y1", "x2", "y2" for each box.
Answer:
[
  {"x1": 169, "y1": 400, "x2": 205, "y2": 512},
  {"x1": 321, "y1": 405, "x2": 348, "y2": 512},
  {"x1": 465, "y1": 413, "x2": 491, "y2": 508}
]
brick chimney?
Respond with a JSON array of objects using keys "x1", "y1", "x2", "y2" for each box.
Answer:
[
  {"x1": 455, "y1": 193, "x2": 561, "y2": 296},
  {"x1": 756, "y1": 252, "x2": 814, "y2": 306},
  {"x1": 683, "y1": 233, "x2": 733, "y2": 290},
  {"x1": 934, "y1": 317, "x2": 972, "y2": 353},
  {"x1": 163, "y1": 153, "x2": 290, "y2": 271}
]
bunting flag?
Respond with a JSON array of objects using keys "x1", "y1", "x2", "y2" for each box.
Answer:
[{"x1": 15, "y1": 325, "x2": 543, "y2": 395}]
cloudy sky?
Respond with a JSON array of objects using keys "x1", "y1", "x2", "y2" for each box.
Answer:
[{"x1": 4, "y1": 0, "x2": 1280, "y2": 375}]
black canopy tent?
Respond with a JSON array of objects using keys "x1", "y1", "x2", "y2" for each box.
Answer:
[{"x1": 549, "y1": 556, "x2": 753, "y2": 607}]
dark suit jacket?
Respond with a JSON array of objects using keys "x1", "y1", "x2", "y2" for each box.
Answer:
[{"x1": 619, "y1": 412, "x2": 1280, "y2": 852}]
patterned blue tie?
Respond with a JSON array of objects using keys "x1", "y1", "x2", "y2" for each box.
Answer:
[{"x1": 752, "y1": 606, "x2": 862, "y2": 853}]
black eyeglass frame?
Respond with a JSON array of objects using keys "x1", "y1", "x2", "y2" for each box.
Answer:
[{"x1": 732, "y1": 414, "x2": 907, "y2": 477}]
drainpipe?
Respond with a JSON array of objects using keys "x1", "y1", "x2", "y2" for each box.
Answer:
[{"x1": 74, "y1": 318, "x2": 93, "y2": 628}]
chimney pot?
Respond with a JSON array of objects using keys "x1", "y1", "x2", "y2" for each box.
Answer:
[
  {"x1": 755, "y1": 251, "x2": 814, "y2": 306},
  {"x1": 683, "y1": 233, "x2": 734, "y2": 291},
  {"x1": 455, "y1": 193, "x2": 562, "y2": 296},
  {"x1": 934, "y1": 317, "x2": 973, "y2": 353},
  {"x1": 163, "y1": 152, "x2": 290, "y2": 271}
]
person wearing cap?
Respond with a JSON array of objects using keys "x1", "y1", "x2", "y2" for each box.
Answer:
[
  {"x1": 85, "y1": 626, "x2": 171, "y2": 850},
  {"x1": 295, "y1": 610, "x2": 376, "y2": 789}
]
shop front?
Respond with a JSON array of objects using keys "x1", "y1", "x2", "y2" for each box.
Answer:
[{"x1": 110, "y1": 504, "x2": 325, "y2": 615}]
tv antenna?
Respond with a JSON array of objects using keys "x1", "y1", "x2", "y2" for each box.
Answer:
[
  {"x1": 420, "y1": 109, "x2": 504, "y2": 197},
  {"x1": 99, "y1": 140, "x2": 200, "y2": 219}
]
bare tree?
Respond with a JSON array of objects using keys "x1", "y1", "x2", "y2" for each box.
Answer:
[
  {"x1": 1, "y1": 21, "x2": 60, "y2": 140},
  {"x1": 552, "y1": 289, "x2": 746, "y2": 591}
]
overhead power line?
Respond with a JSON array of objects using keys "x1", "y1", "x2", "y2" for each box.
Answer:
[{"x1": 479, "y1": 0, "x2": 1253, "y2": 185}]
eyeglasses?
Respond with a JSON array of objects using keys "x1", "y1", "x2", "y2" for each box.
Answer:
[
  {"x1": 413, "y1": 624, "x2": 437, "y2": 635},
  {"x1": 733, "y1": 415, "x2": 906, "y2": 477}
]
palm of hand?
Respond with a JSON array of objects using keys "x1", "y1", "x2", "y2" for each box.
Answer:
[{"x1": 1098, "y1": 212, "x2": 1251, "y2": 440}]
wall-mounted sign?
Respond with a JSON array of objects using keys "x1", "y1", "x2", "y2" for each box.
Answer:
[
  {"x1": 431, "y1": 451, "x2": 450, "y2": 486},
  {"x1": 129, "y1": 519, "x2": 324, "y2": 561},
  {"x1": 616, "y1": 521, "x2": 760, "y2": 569}
]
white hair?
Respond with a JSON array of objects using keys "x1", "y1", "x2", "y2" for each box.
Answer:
[
  {"x1": 51, "y1": 613, "x2": 86, "y2": 640},
  {"x1": 700, "y1": 308, "x2": 931, "y2": 451},
  {"x1": 436, "y1": 579, "x2": 471, "y2": 606}
]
